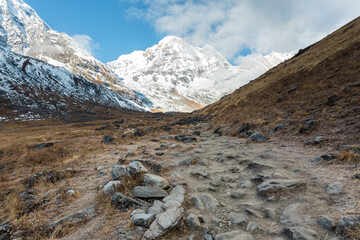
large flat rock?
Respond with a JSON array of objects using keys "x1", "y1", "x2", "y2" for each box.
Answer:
[
  {"x1": 131, "y1": 186, "x2": 168, "y2": 199},
  {"x1": 257, "y1": 179, "x2": 306, "y2": 197}
]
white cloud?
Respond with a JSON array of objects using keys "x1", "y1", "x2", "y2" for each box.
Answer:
[
  {"x1": 125, "y1": 0, "x2": 360, "y2": 60},
  {"x1": 72, "y1": 34, "x2": 99, "y2": 55}
]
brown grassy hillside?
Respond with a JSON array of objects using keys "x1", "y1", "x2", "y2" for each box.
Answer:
[{"x1": 200, "y1": 17, "x2": 360, "y2": 147}]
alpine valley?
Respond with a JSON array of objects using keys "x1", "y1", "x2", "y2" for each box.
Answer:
[{"x1": 0, "y1": 0, "x2": 292, "y2": 117}]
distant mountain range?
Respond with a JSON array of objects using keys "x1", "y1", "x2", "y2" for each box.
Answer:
[
  {"x1": 108, "y1": 36, "x2": 293, "y2": 112},
  {"x1": 0, "y1": 0, "x2": 293, "y2": 118}
]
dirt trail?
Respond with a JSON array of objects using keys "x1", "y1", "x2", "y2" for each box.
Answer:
[{"x1": 47, "y1": 128, "x2": 360, "y2": 240}]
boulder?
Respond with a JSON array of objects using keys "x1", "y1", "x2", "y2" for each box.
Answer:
[
  {"x1": 317, "y1": 215, "x2": 336, "y2": 230},
  {"x1": 280, "y1": 203, "x2": 314, "y2": 226},
  {"x1": 111, "y1": 165, "x2": 130, "y2": 180},
  {"x1": 147, "y1": 200, "x2": 164, "y2": 215},
  {"x1": 265, "y1": 208, "x2": 277, "y2": 220},
  {"x1": 102, "y1": 135, "x2": 114, "y2": 144},
  {"x1": 163, "y1": 200, "x2": 181, "y2": 210},
  {"x1": 257, "y1": 179, "x2": 306, "y2": 197},
  {"x1": 131, "y1": 214, "x2": 155, "y2": 228},
  {"x1": 129, "y1": 161, "x2": 148, "y2": 175},
  {"x1": 102, "y1": 181, "x2": 122, "y2": 196},
  {"x1": 246, "y1": 221, "x2": 259, "y2": 232},
  {"x1": 49, "y1": 206, "x2": 96, "y2": 228},
  {"x1": 215, "y1": 231, "x2": 254, "y2": 240},
  {"x1": 143, "y1": 174, "x2": 169, "y2": 189},
  {"x1": 326, "y1": 182, "x2": 343, "y2": 194},
  {"x1": 28, "y1": 142, "x2": 54, "y2": 149},
  {"x1": 227, "y1": 212, "x2": 248, "y2": 226},
  {"x1": 142, "y1": 207, "x2": 185, "y2": 240},
  {"x1": 186, "y1": 213, "x2": 201, "y2": 230},
  {"x1": 335, "y1": 215, "x2": 360, "y2": 236},
  {"x1": 248, "y1": 133, "x2": 267, "y2": 143},
  {"x1": 192, "y1": 193, "x2": 219, "y2": 211},
  {"x1": 131, "y1": 186, "x2": 168, "y2": 199},
  {"x1": 282, "y1": 227, "x2": 318, "y2": 240},
  {"x1": 111, "y1": 193, "x2": 147, "y2": 211}
]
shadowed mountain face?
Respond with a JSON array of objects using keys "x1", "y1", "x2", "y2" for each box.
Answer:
[
  {"x1": 201, "y1": 17, "x2": 360, "y2": 145},
  {"x1": 0, "y1": 49, "x2": 145, "y2": 120}
]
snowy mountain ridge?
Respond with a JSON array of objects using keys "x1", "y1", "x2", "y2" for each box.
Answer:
[
  {"x1": 0, "y1": 0, "x2": 149, "y2": 108},
  {"x1": 108, "y1": 36, "x2": 293, "y2": 112},
  {"x1": 0, "y1": 48, "x2": 145, "y2": 119}
]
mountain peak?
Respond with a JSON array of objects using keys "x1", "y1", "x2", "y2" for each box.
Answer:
[{"x1": 158, "y1": 35, "x2": 184, "y2": 45}]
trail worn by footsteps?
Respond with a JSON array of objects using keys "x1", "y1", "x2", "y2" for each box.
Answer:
[{"x1": 168, "y1": 131, "x2": 358, "y2": 240}]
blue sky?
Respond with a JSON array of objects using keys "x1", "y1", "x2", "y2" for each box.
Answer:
[
  {"x1": 26, "y1": 0, "x2": 164, "y2": 62},
  {"x1": 25, "y1": 0, "x2": 360, "y2": 65}
]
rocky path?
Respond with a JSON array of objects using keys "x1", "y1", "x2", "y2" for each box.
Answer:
[{"x1": 13, "y1": 128, "x2": 360, "y2": 240}]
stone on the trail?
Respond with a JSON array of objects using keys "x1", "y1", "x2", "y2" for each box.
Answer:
[
  {"x1": 230, "y1": 190, "x2": 246, "y2": 199},
  {"x1": 270, "y1": 124, "x2": 285, "y2": 133},
  {"x1": 111, "y1": 165, "x2": 130, "y2": 180},
  {"x1": 265, "y1": 208, "x2": 277, "y2": 220},
  {"x1": 204, "y1": 234, "x2": 213, "y2": 240},
  {"x1": 111, "y1": 193, "x2": 147, "y2": 211},
  {"x1": 282, "y1": 227, "x2": 318, "y2": 240},
  {"x1": 257, "y1": 179, "x2": 306, "y2": 197},
  {"x1": 210, "y1": 179, "x2": 221, "y2": 187},
  {"x1": 191, "y1": 169, "x2": 209, "y2": 178},
  {"x1": 102, "y1": 134, "x2": 114, "y2": 144},
  {"x1": 312, "y1": 154, "x2": 337, "y2": 162},
  {"x1": 227, "y1": 212, "x2": 248, "y2": 226},
  {"x1": 335, "y1": 215, "x2": 360, "y2": 236},
  {"x1": 131, "y1": 209, "x2": 145, "y2": 216},
  {"x1": 49, "y1": 206, "x2": 96, "y2": 227},
  {"x1": 215, "y1": 231, "x2": 254, "y2": 240},
  {"x1": 131, "y1": 186, "x2": 168, "y2": 199},
  {"x1": 186, "y1": 213, "x2": 201, "y2": 230},
  {"x1": 131, "y1": 214, "x2": 155, "y2": 228},
  {"x1": 314, "y1": 136, "x2": 323, "y2": 144},
  {"x1": 280, "y1": 203, "x2": 314, "y2": 226},
  {"x1": 246, "y1": 208, "x2": 263, "y2": 219},
  {"x1": 175, "y1": 135, "x2": 197, "y2": 143},
  {"x1": 240, "y1": 181, "x2": 252, "y2": 189},
  {"x1": 248, "y1": 133, "x2": 267, "y2": 143},
  {"x1": 163, "y1": 200, "x2": 181, "y2": 210},
  {"x1": 29, "y1": 142, "x2": 54, "y2": 149},
  {"x1": 162, "y1": 185, "x2": 186, "y2": 205},
  {"x1": 170, "y1": 185, "x2": 186, "y2": 195},
  {"x1": 192, "y1": 193, "x2": 219, "y2": 211},
  {"x1": 246, "y1": 221, "x2": 259, "y2": 232},
  {"x1": 251, "y1": 174, "x2": 269, "y2": 184},
  {"x1": 143, "y1": 207, "x2": 185, "y2": 240},
  {"x1": 352, "y1": 173, "x2": 360, "y2": 179},
  {"x1": 317, "y1": 215, "x2": 336, "y2": 230},
  {"x1": 103, "y1": 181, "x2": 122, "y2": 196},
  {"x1": 129, "y1": 161, "x2": 148, "y2": 175},
  {"x1": 247, "y1": 161, "x2": 272, "y2": 171},
  {"x1": 143, "y1": 174, "x2": 169, "y2": 189},
  {"x1": 326, "y1": 182, "x2": 343, "y2": 194},
  {"x1": 147, "y1": 200, "x2": 164, "y2": 215}
]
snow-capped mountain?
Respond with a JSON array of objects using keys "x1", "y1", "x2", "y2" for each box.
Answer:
[
  {"x1": 0, "y1": 0, "x2": 148, "y2": 108},
  {"x1": 0, "y1": 48, "x2": 144, "y2": 120},
  {"x1": 107, "y1": 36, "x2": 293, "y2": 112}
]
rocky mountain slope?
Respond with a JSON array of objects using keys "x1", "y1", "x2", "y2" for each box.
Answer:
[
  {"x1": 108, "y1": 36, "x2": 292, "y2": 112},
  {"x1": 201, "y1": 16, "x2": 360, "y2": 146},
  {"x1": 0, "y1": 48, "x2": 145, "y2": 120},
  {"x1": 0, "y1": 0, "x2": 148, "y2": 108}
]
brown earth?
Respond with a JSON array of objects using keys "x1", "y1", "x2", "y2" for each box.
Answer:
[{"x1": 200, "y1": 17, "x2": 360, "y2": 148}]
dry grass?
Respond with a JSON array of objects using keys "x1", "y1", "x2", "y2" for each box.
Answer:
[
  {"x1": 200, "y1": 17, "x2": 360, "y2": 146},
  {"x1": 338, "y1": 151, "x2": 360, "y2": 164}
]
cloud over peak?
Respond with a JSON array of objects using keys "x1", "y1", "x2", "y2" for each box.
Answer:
[{"x1": 124, "y1": 0, "x2": 360, "y2": 60}]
